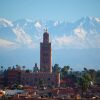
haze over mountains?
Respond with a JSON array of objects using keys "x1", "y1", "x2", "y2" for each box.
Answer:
[{"x1": 0, "y1": 16, "x2": 100, "y2": 70}]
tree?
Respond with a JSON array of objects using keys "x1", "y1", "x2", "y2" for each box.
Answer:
[
  {"x1": 52, "y1": 64, "x2": 61, "y2": 73},
  {"x1": 95, "y1": 70, "x2": 100, "y2": 85},
  {"x1": 79, "y1": 73, "x2": 92, "y2": 95},
  {"x1": 22, "y1": 66, "x2": 25, "y2": 70},
  {"x1": 83, "y1": 68, "x2": 96, "y2": 85},
  {"x1": 39, "y1": 79, "x2": 46, "y2": 89},
  {"x1": 84, "y1": 67, "x2": 88, "y2": 72},
  {"x1": 16, "y1": 64, "x2": 21, "y2": 70},
  {"x1": 0, "y1": 66, "x2": 3, "y2": 72},
  {"x1": 33, "y1": 66, "x2": 39, "y2": 72},
  {"x1": 88, "y1": 69, "x2": 96, "y2": 84},
  {"x1": 26, "y1": 69, "x2": 30, "y2": 73},
  {"x1": 70, "y1": 68, "x2": 73, "y2": 73},
  {"x1": 81, "y1": 77, "x2": 89, "y2": 93},
  {"x1": 61, "y1": 65, "x2": 70, "y2": 79}
]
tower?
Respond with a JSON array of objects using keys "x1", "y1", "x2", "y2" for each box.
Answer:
[{"x1": 40, "y1": 29, "x2": 52, "y2": 73}]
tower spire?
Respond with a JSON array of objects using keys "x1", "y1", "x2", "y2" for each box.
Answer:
[
  {"x1": 43, "y1": 27, "x2": 49, "y2": 43},
  {"x1": 45, "y1": 27, "x2": 47, "y2": 32},
  {"x1": 44, "y1": 27, "x2": 48, "y2": 32},
  {"x1": 40, "y1": 30, "x2": 52, "y2": 73}
]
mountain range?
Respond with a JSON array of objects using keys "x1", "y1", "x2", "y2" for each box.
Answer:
[{"x1": 0, "y1": 16, "x2": 100, "y2": 70}]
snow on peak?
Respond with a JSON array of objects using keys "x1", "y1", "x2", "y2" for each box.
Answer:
[
  {"x1": 25, "y1": 18, "x2": 33, "y2": 23},
  {"x1": 54, "y1": 21, "x2": 59, "y2": 26},
  {"x1": 12, "y1": 27, "x2": 36, "y2": 48},
  {"x1": 53, "y1": 20, "x2": 64, "y2": 26},
  {"x1": 12, "y1": 27, "x2": 32, "y2": 44},
  {"x1": 95, "y1": 18, "x2": 100, "y2": 22},
  {"x1": 74, "y1": 26, "x2": 87, "y2": 40},
  {"x1": 34, "y1": 21, "x2": 42, "y2": 28},
  {"x1": 0, "y1": 18, "x2": 13, "y2": 27}
]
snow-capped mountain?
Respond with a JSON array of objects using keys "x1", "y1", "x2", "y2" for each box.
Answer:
[
  {"x1": 0, "y1": 16, "x2": 100, "y2": 49},
  {"x1": 0, "y1": 17, "x2": 100, "y2": 70}
]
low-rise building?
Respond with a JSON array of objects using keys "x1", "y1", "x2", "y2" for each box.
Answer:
[
  {"x1": 6, "y1": 67, "x2": 21, "y2": 86},
  {"x1": 0, "y1": 71, "x2": 4, "y2": 88},
  {"x1": 21, "y1": 71, "x2": 60, "y2": 87}
]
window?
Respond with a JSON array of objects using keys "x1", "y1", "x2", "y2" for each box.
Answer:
[
  {"x1": 34, "y1": 78, "x2": 37, "y2": 82},
  {"x1": 44, "y1": 60, "x2": 48, "y2": 64},
  {"x1": 43, "y1": 52, "x2": 48, "y2": 57},
  {"x1": 48, "y1": 78, "x2": 50, "y2": 81}
]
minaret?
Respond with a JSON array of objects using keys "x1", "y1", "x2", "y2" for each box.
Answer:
[{"x1": 40, "y1": 29, "x2": 52, "y2": 73}]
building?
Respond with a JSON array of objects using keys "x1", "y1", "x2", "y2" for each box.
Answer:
[
  {"x1": 0, "y1": 71, "x2": 4, "y2": 88},
  {"x1": 0, "y1": 66, "x2": 21, "y2": 87},
  {"x1": 0, "y1": 30, "x2": 60, "y2": 88},
  {"x1": 21, "y1": 30, "x2": 60, "y2": 87},
  {"x1": 40, "y1": 29, "x2": 52, "y2": 73},
  {"x1": 6, "y1": 66, "x2": 21, "y2": 86}
]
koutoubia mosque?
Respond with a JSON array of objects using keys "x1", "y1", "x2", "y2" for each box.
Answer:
[{"x1": 21, "y1": 29, "x2": 60, "y2": 87}]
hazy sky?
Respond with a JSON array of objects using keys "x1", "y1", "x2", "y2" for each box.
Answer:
[{"x1": 0, "y1": 0, "x2": 100, "y2": 21}]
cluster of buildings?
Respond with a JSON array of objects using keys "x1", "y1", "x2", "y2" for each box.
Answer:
[
  {"x1": 0, "y1": 30, "x2": 100, "y2": 99},
  {"x1": 0, "y1": 30, "x2": 60, "y2": 88}
]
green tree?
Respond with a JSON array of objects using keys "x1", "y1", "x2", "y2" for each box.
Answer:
[
  {"x1": 0, "y1": 66, "x2": 3, "y2": 72},
  {"x1": 84, "y1": 67, "x2": 88, "y2": 72},
  {"x1": 70, "y1": 68, "x2": 73, "y2": 73},
  {"x1": 52, "y1": 64, "x2": 61, "y2": 73},
  {"x1": 83, "y1": 68, "x2": 96, "y2": 84},
  {"x1": 79, "y1": 73, "x2": 92, "y2": 95},
  {"x1": 61, "y1": 65, "x2": 70, "y2": 79},
  {"x1": 95, "y1": 70, "x2": 100, "y2": 85},
  {"x1": 22, "y1": 66, "x2": 25, "y2": 70},
  {"x1": 33, "y1": 66, "x2": 39, "y2": 72},
  {"x1": 39, "y1": 79, "x2": 46, "y2": 88},
  {"x1": 88, "y1": 69, "x2": 96, "y2": 84},
  {"x1": 26, "y1": 69, "x2": 31, "y2": 73}
]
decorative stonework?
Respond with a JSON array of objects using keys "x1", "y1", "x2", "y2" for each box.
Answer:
[{"x1": 40, "y1": 30, "x2": 52, "y2": 73}]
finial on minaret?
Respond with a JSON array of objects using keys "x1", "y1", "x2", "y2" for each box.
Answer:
[
  {"x1": 45, "y1": 27, "x2": 47, "y2": 32},
  {"x1": 43, "y1": 27, "x2": 49, "y2": 43},
  {"x1": 44, "y1": 23, "x2": 48, "y2": 32},
  {"x1": 44, "y1": 27, "x2": 48, "y2": 32}
]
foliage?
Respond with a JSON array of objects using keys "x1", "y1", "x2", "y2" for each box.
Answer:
[
  {"x1": 33, "y1": 66, "x2": 39, "y2": 72},
  {"x1": 61, "y1": 65, "x2": 70, "y2": 79},
  {"x1": 95, "y1": 70, "x2": 100, "y2": 85},
  {"x1": 52, "y1": 64, "x2": 61, "y2": 73},
  {"x1": 78, "y1": 70, "x2": 92, "y2": 93},
  {"x1": 25, "y1": 69, "x2": 31, "y2": 73}
]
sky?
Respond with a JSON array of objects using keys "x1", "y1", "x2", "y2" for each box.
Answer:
[
  {"x1": 0, "y1": 0, "x2": 100, "y2": 71},
  {"x1": 0, "y1": 0, "x2": 100, "y2": 21}
]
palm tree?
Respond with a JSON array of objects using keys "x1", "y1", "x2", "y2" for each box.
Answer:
[
  {"x1": 22, "y1": 66, "x2": 25, "y2": 71},
  {"x1": 53, "y1": 64, "x2": 61, "y2": 73},
  {"x1": 79, "y1": 73, "x2": 92, "y2": 96},
  {"x1": 88, "y1": 69, "x2": 96, "y2": 84},
  {"x1": 81, "y1": 77, "x2": 89, "y2": 95},
  {"x1": 96, "y1": 70, "x2": 100, "y2": 85},
  {"x1": 39, "y1": 79, "x2": 46, "y2": 88},
  {"x1": 61, "y1": 65, "x2": 70, "y2": 79},
  {"x1": 0, "y1": 66, "x2": 3, "y2": 72},
  {"x1": 16, "y1": 64, "x2": 21, "y2": 70},
  {"x1": 70, "y1": 68, "x2": 73, "y2": 73},
  {"x1": 33, "y1": 66, "x2": 39, "y2": 72},
  {"x1": 84, "y1": 67, "x2": 88, "y2": 73}
]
